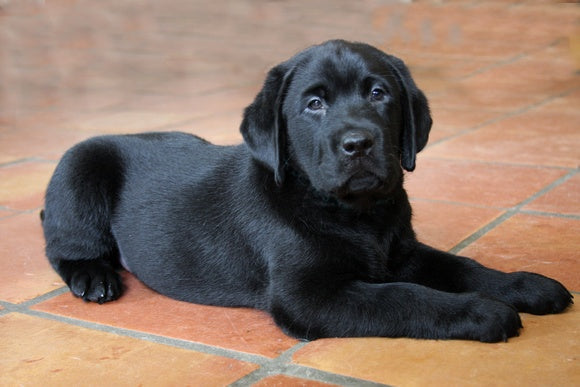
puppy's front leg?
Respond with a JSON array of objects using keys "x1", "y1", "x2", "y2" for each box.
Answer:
[
  {"x1": 394, "y1": 242, "x2": 573, "y2": 315},
  {"x1": 269, "y1": 280, "x2": 522, "y2": 342}
]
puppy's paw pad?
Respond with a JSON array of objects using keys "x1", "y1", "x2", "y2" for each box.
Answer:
[
  {"x1": 462, "y1": 298, "x2": 522, "y2": 343},
  {"x1": 67, "y1": 261, "x2": 123, "y2": 303},
  {"x1": 510, "y1": 272, "x2": 573, "y2": 315}
]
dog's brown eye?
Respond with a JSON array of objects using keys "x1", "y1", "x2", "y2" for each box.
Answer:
[
  {"x1": 370, "y1": 88, "x2": 386, "y2": 101},
  {"x1": 308, "y1": 98, "x2": 324, "y2": 111}
]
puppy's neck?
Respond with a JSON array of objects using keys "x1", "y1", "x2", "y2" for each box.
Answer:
[{"x1": 285, "y1": 166, "x2": 399, "y2": 214}]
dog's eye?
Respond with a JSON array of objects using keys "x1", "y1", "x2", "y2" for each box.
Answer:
[
  {"x1": 370, "y1": 88, "x2": 387, "y2": 101},
  {"x1": 307, "y1": 98, "x2": 324, "y2": 111}
]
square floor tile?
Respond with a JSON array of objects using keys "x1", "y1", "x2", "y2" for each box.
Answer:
[
  {"x1": 0, "y1": 209, "x2": 16, "y2": 219},
  {"x1": 410, "y1": 200, "x2": 503, "y2": 251},
  {"x1": 252, "y1": 375, "x2": 338, "y2": 387},
  {"x1": 0, "y1": 212, "x2": 63, "y2": 303},
  {"x1": 455, "y1": 54, "x2": 576, "y2": 104},
  {"x1": 0, "y1": 116, "x2": 86, "y2": 164},
  {"x1": 433, "y1": 83, "x2": 547, "y2": 113},
  {"x1": 423, "y1": 110, "x2": 580, "y2": 168},
  {"x1": 63, "y1": 110, "x2": 200, "y2": 135},
  {"x1": 168, "y1": 111, "x2": 244, "y2": 145},
  {"x1": 117, "y1": 85, "x2": 257, "y2": 123},
  {"x1": 373, "y1": 2, "x2": 571, "y2": 60},
  {"x1": 405, "y1": 158, "x2": 567, "y2": 207},
  {"x1": 0, "y1": 161, "x2": 56, "y2": 211},
  {"x1": 458, "y1": 214, "x2": 579, "y2": 291},
  {"x1": 426, "y1": 107, "x2": 501, "y2": 144},
  {"x1": 0, "y1": 313, "x2": 258, "y2": 385},
  {"x1": 33, "y1": 272, "x2": 298, "y2": 358},
  {"x1": 539, "y1": 89, "x2": 580, "y2": 114},
  {"x1": 523, "y1": 174, "x2": 580, "y2": 216},
  {"x1": 292, "y1": 305, "x2": 579, "y2": 386}
]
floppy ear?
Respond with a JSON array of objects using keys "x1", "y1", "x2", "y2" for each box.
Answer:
[
  {"x1": 240, "y1": 63, "x2": 294, "y2": 185},
  {"x1": 385, "y1": 56, "x2": 432, "y2": 172}
]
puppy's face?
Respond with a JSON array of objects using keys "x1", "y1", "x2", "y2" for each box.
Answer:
[
  {"x1": 241, "y1": 40, "x2": 432, "y2": 209},
  {"x1": 282, "y1": 43, "x2": 405, "y2": 207}
]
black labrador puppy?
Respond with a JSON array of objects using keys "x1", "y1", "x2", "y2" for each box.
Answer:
[{"x1": 42, "y1": 40, "x2": 572, "y2": 342}]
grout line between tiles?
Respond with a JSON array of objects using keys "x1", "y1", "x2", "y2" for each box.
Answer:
[
  {"x1": 457, "y1": 37, "x2": 565, "y2": 81},
  {"x1": 229, "y1": 339, "x2": 390, "y2": 387},
  {"x1": 0, "y1": 209, "x2": 21, "y2": 219},
  {"x1": 1, "y1": 288, "x2": 388, "y2": 386},
  {"x1": 10, "y1": 305, "x2": 389, "y2": 386},
  {"x1": 410, "y1": 196, "x2": 580, "y2": 221},
  {"x1": 417, "y1": 156, "x2": 573, "y2": 171},
  {"x1": 283, "y1": 364, "x2": 391, "y2": 387},
  {"x1": 1, "y1": 290, "x2": 268, "y2": 366},
  {"x1": 409, "y1": 196, "x2": 506, "y2": 210},
  {"x1": 457, "y1": 52, "x2": 527, "y2": 80},
  {"x1": 518, "y1": 210, "x2": 580, "y2": 220},
  {"x1": 0, "y1": 158, "x2": 41, "y2": 168},
  {"x1": 426, "y1": 86, "x2": 580, "y2": 149},
  {"x1": 19, "y1": 307, "x2": 272, "y2": 365},
  {"x1": 448, "y1": 210, "x2": 515, "y2": 255},
  {"x1": 448, "y1": 169, "x2": 578, "y2": 254},
  {"x1": 514, "y1": 169, "x2": 578, "y2": 209},
  {"x1": 0, "y1": 207, "x2": 45, "y2": 217},
  {"x1": 19, "y1": 286, "x2": 71, "y2": 307},
  {"x1": 229, "y1": 360, "x2": 391, "y2": 387}
]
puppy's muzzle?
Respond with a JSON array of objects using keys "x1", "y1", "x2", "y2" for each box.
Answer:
[
  {"x1": 334, "y1": 129, "x2": 387, "y2": 197},
  {"x1": 340, "y1": 130, "x2": 374, "y2": 158}
]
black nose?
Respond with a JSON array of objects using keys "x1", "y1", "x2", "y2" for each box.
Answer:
[{"x1": 341, "y1": 131, "x2": 374, "y2": 157}]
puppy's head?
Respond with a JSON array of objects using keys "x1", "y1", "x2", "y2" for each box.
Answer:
[{"x1": 241, "y1": 40, "x2": 431, "y2": 208}]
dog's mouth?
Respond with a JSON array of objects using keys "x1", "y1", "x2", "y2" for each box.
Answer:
[
  {"x1": 344, "y1": 171, "x2": 382, "y2": 194},
  {"x1": 330, "y1": 171, "x2": 386, "y2": 204}
]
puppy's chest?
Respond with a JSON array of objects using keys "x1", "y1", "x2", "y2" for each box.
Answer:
[
  {"x1": 314, "y1": 226, "x2": 395, "y2": 283},
  {"x1": 291, "y1": 201, "x2": 405, "y2": 282},
  {"x1": 350, "y1": 234, "x2": 394, "y2": 283}
]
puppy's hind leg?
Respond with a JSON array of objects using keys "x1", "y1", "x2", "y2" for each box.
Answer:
[{"x1": 42, "y1": 139, "x2": 125, "y2": 304}]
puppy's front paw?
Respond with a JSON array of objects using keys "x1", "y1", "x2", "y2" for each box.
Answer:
[
  {"x1": 461, "y1": 297, "x2": 522, "y2": 343},
  {"x1": 506, "y1": 272, "x2": 573, "y2": 315},
  {"x1": 59, "y1": 260, "x2": 123, "y2": 304}
]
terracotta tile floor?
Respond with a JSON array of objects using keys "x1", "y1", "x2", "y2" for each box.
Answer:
[{"x1": 1, "y1": 1, "x2": 578, "y2": 385}]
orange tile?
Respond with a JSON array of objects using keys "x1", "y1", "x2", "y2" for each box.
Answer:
[
  {"x1": 292, "y1": 305, "x2": 579, "y2": 386},
  {"x1": 0, "y1": 128, "x2": 74, "y2": 164},
  {"x1": 459, "y1": 214, "x2": 579, "y2": 291},
  {"x1": 434, "y1": 82, "x2": 546, "y2": 113},
  {"x1": 0, "y1": 115, "x2": 87, "y2": 164},
  {"x1": 523, "y1": 174, "x2": 580, "y2": 216},
  {"x1": 0, "y1": 209, "x2": 16, "y2": 219},
  {"x1": 400, "y1": 54, "x2": 495, "y2": 94},
  {"x1": 410, "y1": 200, "x2": 503, "y2": 251},
  {"x1": 470, "y1": 3, "x2": 577, "y2": 48},
  {"x1": 63, "y1": 110, "x2": 200, "y2": 135},
  {"x1": 423, "y1": 109, "x2": 580, "y2": 168},
  {"x1": 0, "y1": 212, "x2": 64, "y2": 303},
  {"x1": 252, "y1": 375, "x2": 338, "y2": 387},
  {"x1": 374, "y1": 2, "x2": 576, "y2": 59},
  {"x1": 458, "y1": 55, "x2": 576, "y2": 101},
  {"x1": 426, "y1": 107, "x2": 500, "y2": 144},
  {"x1": 405, "y1": 158, "x2": 567, "y2": 207},
  {"x1": 0, "y1": 313, "x2": 258, "y2": 385},
  {"x1": 117, "y1": 85, "x2": 257, "y2": 126},
  {"x1": 0, "y1": 161, "x2": 55, "y2": 211},
  {"x1": 33, "y1": 272, "x2": 298, "y2": 358},
  {"x1": 169, "y1": 111, "x2": 244, "y2": 145},
  {"x1": 539, "y1": 88, "x2": 580, "y2": 114}
]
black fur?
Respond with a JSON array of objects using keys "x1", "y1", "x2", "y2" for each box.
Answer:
[{"x1": 42, "y1": 40, "x2": 572, "y2": 341}]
